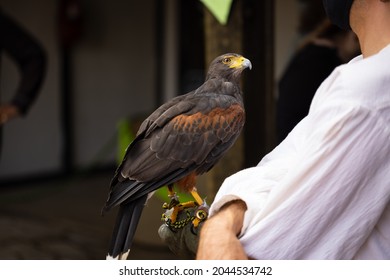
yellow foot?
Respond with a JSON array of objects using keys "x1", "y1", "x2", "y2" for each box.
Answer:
[
  {"x1": 161, "y1": 187, "x2": 209, "y2": 232},
  {"x1": 169, "y1": 201, "x2": 197, "y2": 224}
]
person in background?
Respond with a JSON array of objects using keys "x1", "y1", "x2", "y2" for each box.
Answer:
[
  {"x1": 0, "y1": 9, "x2": 47, "y2": 154},
  {"x1": 277, "y1": 19, "x2": 360, "y2": 143}
]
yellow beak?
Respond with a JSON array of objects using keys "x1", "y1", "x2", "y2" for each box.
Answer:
[{"x1": 230, "y1": 56, "x2": 252, "y2": 70}]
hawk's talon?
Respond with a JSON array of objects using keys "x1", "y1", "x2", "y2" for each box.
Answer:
[{"x1": 162, "y1": 202, "x2": 169, "y2": 209}]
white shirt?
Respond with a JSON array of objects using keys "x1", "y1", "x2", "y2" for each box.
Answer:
[{"x1": 210, "y1": 44, "x2": 390, "y2": 259}]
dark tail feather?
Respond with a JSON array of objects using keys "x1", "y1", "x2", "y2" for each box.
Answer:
[{"x1": 106, "y1": 195, "x2": 148, "y2": 260}]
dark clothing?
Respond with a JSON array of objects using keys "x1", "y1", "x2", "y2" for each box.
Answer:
[
  {"x1": 0, "y1": 10, "x2": 47, "y2": 157},
  {"x1": 0, "y1": 10, "x2": 47, "y2": 115},
  {"x1": 277, "y1": 44, "x2": 342, "y2": 143}
]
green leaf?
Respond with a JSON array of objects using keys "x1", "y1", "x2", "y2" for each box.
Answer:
[{"x1": 200, "y1": 0, "x2": 233, "y2": 25}]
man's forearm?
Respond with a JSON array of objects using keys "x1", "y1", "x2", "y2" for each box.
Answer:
[{"x1": 196, "y1": 199, "x2": 248, "y2": 259}]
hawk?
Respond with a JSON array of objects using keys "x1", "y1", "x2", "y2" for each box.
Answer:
[{"x1": 103, "y1": 53, "x2": 251, "y2": 259}]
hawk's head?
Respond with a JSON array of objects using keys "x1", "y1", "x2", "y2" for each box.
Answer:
[{"x1": 206, "y1": 53, "x2": 252, "y2": 82}]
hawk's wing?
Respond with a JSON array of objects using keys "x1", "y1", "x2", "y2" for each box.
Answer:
[{"x1": 105, "y1": 81, "x2": 245, "y2": 210}]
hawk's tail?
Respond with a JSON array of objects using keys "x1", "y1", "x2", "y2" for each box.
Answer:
[{"x1": 106, "y1": 195, "x2": 147, "y2": 260}]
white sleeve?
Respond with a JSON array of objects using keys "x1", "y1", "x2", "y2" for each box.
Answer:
[{"x1": 210, "y1": 102, "x2": 390, "y2": 259}]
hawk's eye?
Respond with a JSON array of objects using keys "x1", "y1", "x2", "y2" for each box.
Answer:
[{"x1": 222, "y1": 57, "x2": 231, "y2": 64}]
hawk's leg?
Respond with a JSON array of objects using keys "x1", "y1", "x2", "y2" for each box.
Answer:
[
  {"x1": 162, "y1": 184, "x2": 182, "y2": 224},
  {"x1": 166, "y1": 184, "x2": 180, "y2": 209},
  {"x1": 189, "y1": 188, "x2": 208, "y2": 228},
  {"x1": 190, "y1": 188, "x2": 203, "y2": 206}
]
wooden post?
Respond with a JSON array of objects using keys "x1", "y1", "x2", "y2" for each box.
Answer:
[
  {"x1": 199, "y1": 0, "x2": 275, "y2": 201},
  {"x1": 200, "y1": 1, "x2": 245, "y2": 201}
]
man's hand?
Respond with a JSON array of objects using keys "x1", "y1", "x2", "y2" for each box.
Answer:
[
  {"x1": 196, "y1": 200, "x2": 248, "y2": 260},
  {"x1": 0, "y1": 104, "x2": 20, "y2": 126}
]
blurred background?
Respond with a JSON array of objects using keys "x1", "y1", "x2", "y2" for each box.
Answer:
[{"x1": 0, "y1": 0, "x2": 336, "y2": 259}]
